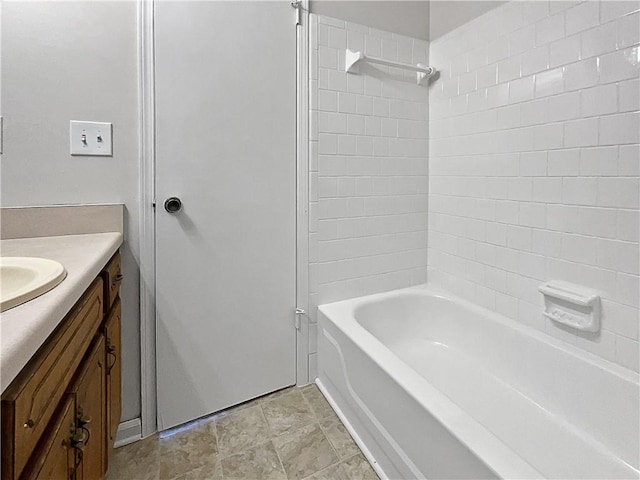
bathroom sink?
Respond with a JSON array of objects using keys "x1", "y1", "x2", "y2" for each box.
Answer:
[{"x1": 0, "y1": 257, "x2": 67, "y2": 312}]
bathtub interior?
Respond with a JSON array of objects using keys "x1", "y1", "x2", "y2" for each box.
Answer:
[{"x1": 330, "y1": 287, "x2": 640, "y2": 478}]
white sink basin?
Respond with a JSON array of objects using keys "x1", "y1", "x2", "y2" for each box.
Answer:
[{"x1": 0, "y1": 257, "x2": 67, "y2": 312}]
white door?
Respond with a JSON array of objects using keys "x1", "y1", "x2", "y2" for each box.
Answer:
[{"x1": 155, "y1": 1, "x2": 297, "y2": 430}]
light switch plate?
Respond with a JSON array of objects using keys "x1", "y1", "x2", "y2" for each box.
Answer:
[{"x1": 70, "y1": 120, "x2": 112, "y2": 156}]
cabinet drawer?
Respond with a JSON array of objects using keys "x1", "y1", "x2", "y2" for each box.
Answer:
[
  {"x1": 101, "y1": 253, "x2": 122, "y2": 313},
  {"x1": 19, "y1": 396, "x2": 75, "y2": 480},
  {"x1": 1, "y1": 279, "x2": 103, "y2": 480}
]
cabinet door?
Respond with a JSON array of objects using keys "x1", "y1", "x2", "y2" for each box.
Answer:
[
  {"x1": 104, "y1": 298, "x2": 121, "y2": 453},
  {"x1": 71, "y1": 337, "x2": 106, "y2": 480},
  {"x1": 20, "y1": 396, "x2": 75, "y2": 480},
  {"x1": 2, "y1": 279, "x2": 103, "y2": 480},
  {"x1": 101, "y1": 253, "x2": 122, "y2": 314}
]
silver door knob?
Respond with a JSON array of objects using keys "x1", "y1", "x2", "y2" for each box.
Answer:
[{"x1": 164, "y1": 197, "x2": 182, "y2": 213}]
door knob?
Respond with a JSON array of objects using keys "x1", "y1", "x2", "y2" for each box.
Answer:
[{"x1": 164, "y1": 197, "x2": 182, "y2": 213}]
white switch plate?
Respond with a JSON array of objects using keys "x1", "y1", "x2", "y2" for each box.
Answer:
[{"x1": 70, "y1": 121, "x2": 112, "y2": 156}]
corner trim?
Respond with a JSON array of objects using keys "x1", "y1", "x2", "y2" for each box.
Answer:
[
  {"x1": 138, "y1": 0, "x2": 157, "y2": 438},
  {"x1": 114, "y1": 418, "x2": 143, "y2": 448},
  {"x1": 295, "y1": 0, "x2": 311, "y2": 386}
]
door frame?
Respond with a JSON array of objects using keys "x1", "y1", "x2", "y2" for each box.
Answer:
[
  {"x1": 138, "y1": 0, "x2": 156, "y2": 439},
  {"x1": 137, "y1": 0, "x2": 310, "y2": 438}
]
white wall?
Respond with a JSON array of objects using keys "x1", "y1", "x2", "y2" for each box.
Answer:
[
  {"x1": 310, "y1": 1, "x2": 429, "y2": 40},
  {"x1": 429, "y1": 1, "x2": 506, "y2": 40},
  {"x1": 309, "y1": 1, "x2": 506, "y2": 43},
  {"x1": 308, "y1": 14, "x2": 430, "y2": 376},
  {"x1": 1, "y1": 2, "x2": 141, "y2": 419},
  {"x1": 428, "y1": 0, "x2": 640, "y2": 372}
]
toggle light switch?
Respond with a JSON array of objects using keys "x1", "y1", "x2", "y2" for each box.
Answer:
[{"x1": 70, "y1": 121, "x2": 112, "y2": 156}]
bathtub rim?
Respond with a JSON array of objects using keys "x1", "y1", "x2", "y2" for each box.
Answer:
[
  {"x1": 318, "y1": 283, "x2": 639, "y2": 479},
  {"x1": 320, "y1": 283, "x2": 639, "y2": 384}
]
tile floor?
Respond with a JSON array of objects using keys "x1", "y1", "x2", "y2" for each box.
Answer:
[{"x1": 106, "y1": 384, "x2": 379, "y2": 480}]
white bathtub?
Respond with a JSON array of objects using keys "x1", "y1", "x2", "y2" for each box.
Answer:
[{"x1": 317, "y1": 285, "x2": 639, "y2": 480}]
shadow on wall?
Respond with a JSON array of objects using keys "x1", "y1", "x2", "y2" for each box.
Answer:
[
  {"x1": 309, "y1": 0, "x2": 506, "y2": 42},
  {"x1": 429, "y1": 1, "x2": 507, "y2": 40},
  {"x1": 310, "y1": 0, "x2": 429, "y2": 40}
]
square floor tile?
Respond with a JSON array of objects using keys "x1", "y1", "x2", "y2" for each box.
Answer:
[
  {"x1": 173, "y1": 461, "x2": 223, "y2": 480},
  {"x1": 159, "y1": 421, "x2": 218, "y2": 479},
  {"x1": 301, "y1": 385, "x2": 335, "y2": 419},
  {"x1": 216, "y1": 405, "x2": 271, "y2": 457},
  {"x1": 221, "y1": 441, "x2": 287, "y2": 480},
  {"x1": 108, "y1": 384, "x2": 378, "y2": 480},
  {"x1": 107, "y1": 435, "x2": 160, "y2": 480},
  {"x1": 342, "y1": 453, "x2": 379, "y2": 480},
  {"x1": 272, "y1": 423, "x2": 339, "y2": 480},
  {"x1": 261, "y1": 389, "x2": 316, "y2": 436},
  {"x1": 319, "y1": 415, "x2": 359, "y2": 460},
  {"x1": 303, "y1": 463, "x2": 351, "y2": 480}
]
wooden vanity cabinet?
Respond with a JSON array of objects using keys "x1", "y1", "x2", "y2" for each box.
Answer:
[
  {"x1": 102, "y1": 253, "x2": 122, "y2": 461},
  {"x1": 101, "y1": 253, "x2": 122, "y2": 314},
  {"x1": 103, "y1": 298, "x2": 122, "y2": 454},
  {"x1": 1, "y1": 251, "x2": 122, "y2": 480},
  {"x1": 18, "y1": 396, "x2": 76, "y2": 480},
  {"x1": 68, "y1": 336, "x2": 107, "y2": 480}
]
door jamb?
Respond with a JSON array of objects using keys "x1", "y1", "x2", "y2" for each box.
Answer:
[
  {"x1": 295, "y1": 0, "x2": 311, "y2": 386},
  {"x1": 138, "y1": 0, "x2": 311, "y2": 436},
  {"x1": 138, "y1": 0, "x2": 157, "y2": 438}
]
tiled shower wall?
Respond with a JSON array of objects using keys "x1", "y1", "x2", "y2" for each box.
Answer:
[
  {"x1": 428, "y1": 0, "x2": 640, "y2": 372},
  {"x1": 307, "y1": 15, "x2": 430, "y2": 376}
]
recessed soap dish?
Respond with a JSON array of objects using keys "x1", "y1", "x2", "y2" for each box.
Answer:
[{"x1": 538, "y1": 281, "x2": 601, "y2": 333}]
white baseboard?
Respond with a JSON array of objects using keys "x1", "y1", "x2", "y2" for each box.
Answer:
[{"x1": 114, "y1": 418, "x2": 143, "y2": 448}]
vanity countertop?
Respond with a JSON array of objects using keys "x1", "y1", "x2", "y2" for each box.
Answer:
[{"x1": 1, "y1": 232, "x2": 123, "y2": 393}]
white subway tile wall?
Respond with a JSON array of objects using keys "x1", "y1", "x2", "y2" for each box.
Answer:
[
  {"x1": 428, "y1": 0, "x2": 640, "y2": 372},
  {"x1": 308, "y1": 15, "x2": 430, "y2": 375}
]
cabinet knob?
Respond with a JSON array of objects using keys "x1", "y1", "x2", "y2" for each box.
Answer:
[
  {"x1": 23, "y1": 419, "x2": 34, "y2": 429},
  {"x1": 71, "y1": 429, "x2": 89, "y2": 449},
  {"x1": 77, "y1": 415, "x2": 92, "y2": 427}
]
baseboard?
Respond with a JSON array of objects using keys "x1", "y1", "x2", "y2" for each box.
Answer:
[
  {"x1": 315, "y1": 379, "x2": 388, "y2": 480},
  {"x1": 114, "y1": 418, "x2": 143, "y2": 448}
]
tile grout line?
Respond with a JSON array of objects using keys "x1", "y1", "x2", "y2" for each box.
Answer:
[
  {"x1": 300, "y1": 388, "x2": 354, "y2": 477},
  {"x1": 302, "y1": 386, "x2": 380, "y2": 480},
  {"x1": 214, "y1": 404, "x2": 271, "y2": 461},
  {"x1": 212, "y1": 420, "x2": 223, "y2": 480},
  {"x1": 269, "y1": 438, "x2": 290, "y2": 480},
  {"x1": 274, "y1": 387, "x2": 348, "y2": 479},
  {"x1": 257, "y1": 399, "x2": 290, "y2": 479},
  {"x1": 316, "y1": 416, "x2": 344, "y2": 460},
  {"x1": 109, "y1": 386, "x2": 377, "y2": 480}
]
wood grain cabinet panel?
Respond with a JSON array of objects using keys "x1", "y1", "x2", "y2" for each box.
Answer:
[
  {"x1": 68, "y1": 336, "x2": 107, "y2": 480},
  {"x1": 1, "y1": 279, "x2": 103, "y2": 480},
  {"x1": 2, "y1": 249, "x2": 122, "y2": 480},
  {"x1": 101, "y1": 253, "x2": 122, "y2": 314},
  {"x1": 104, "y1": 297, "x2": 122, "y2": 459},
  {"x1": 19, "y1": 396, "x2": 75, "y2": 480}
]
